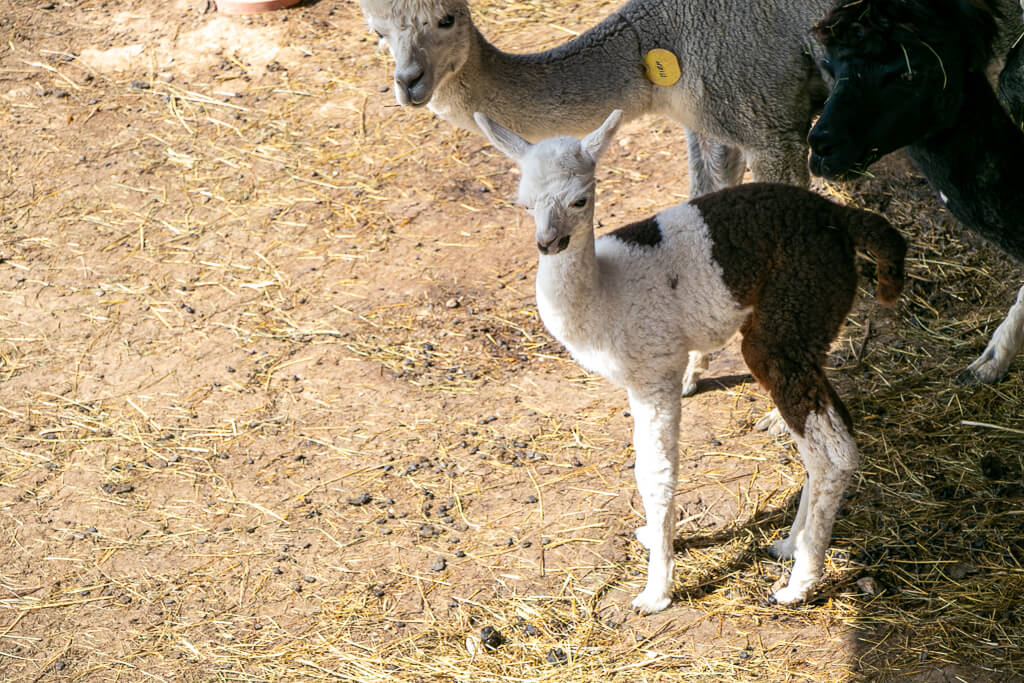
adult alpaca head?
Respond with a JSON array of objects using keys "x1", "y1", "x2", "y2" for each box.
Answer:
[
  {"x1": 361, "y1": 0, "x2": 474, "y2": 106},
  {"x1": 473, "y1": 110, "x2": 622, "y2": 256},
  {"x1": 808, "y1": 0, "x2": 1000, "y2": 179}
]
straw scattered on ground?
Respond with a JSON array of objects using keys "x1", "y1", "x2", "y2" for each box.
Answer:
[{"x1": 1, "y1": 1, "x2": 1021, "y2": 681}]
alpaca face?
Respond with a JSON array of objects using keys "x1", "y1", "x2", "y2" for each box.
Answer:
[
  {"x1": 515, "y1": 143, "x2": 596, "y2": 255},
  {"x1": 808, "y1": 40, "x2": 968, "y2": 179},
  {"x1": 474, "y1": 110, "x2": 622, "y2": 255},
  {"x1": 360, "y1": 0, "x2": 472, "y2": 107},
  {"x1": 807, "y1": 0, "x2": 993, "y2": 179}
]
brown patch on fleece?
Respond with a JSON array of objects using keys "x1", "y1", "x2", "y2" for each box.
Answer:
[
  {"x1": 691, "y1": 183, "x2": 905, "y2": 434},
  {"x1": 608, "y1": 216, "x2": 662, "y2": 248}
]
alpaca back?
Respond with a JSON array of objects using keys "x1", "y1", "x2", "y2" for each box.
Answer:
[
  {"x1": 689, "y1": 184, "x2": 898, "y2": 307},
  {"x1": 594, "y1": 204, "x2": 751, "y2": 351}
]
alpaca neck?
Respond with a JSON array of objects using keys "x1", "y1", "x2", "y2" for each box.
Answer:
[
  {"x1": 906, "y1": 74, "x2": 1024, "y2": 261},
  {"x1": 535, "y1": 228, "x2": 602, "y2": 344},
  {"x1": 433, "y1": 12, "x2": 653, "y2": 142}
]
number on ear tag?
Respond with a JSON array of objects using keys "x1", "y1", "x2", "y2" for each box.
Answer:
[{"x1": 643, "y1": 49, "x2": 681, "y2": 87}]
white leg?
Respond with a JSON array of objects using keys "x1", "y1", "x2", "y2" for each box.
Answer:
[
  {"x1": 754, "y1": 408, "x2": 791, "y2": 436},
  {"x1": 769, "y1": 480, "x2": 810, "y2": 560},
  {"x1": 627, "y1": 382, "x2": 681, "y2": 615},
  {"x1": 958, "y1": 284, "x2": 1024, "y2": 385},
  {"x1": 772, "y1": 405, "x2": 858, "y2": 605},
  {"x1": 681, "y1": 351, "x2": 709, "y2": 397}
]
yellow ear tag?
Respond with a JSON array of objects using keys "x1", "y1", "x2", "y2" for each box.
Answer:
[{"x1": 643, "y1": 49, "x2": 681, "y2": 87}]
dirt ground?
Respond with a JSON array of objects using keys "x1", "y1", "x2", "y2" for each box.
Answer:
[{"x1": 1, "y1": 0, "x2": 1022, "y2": 681}]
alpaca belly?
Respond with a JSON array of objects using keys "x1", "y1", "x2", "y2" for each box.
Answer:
[{"x1": 680, "y1": 308, "x2": 749, "y2": 352}]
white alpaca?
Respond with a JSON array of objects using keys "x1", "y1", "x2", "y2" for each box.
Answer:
[{"x1": 475, "y1": 110, "x2": 906, "y2": 612}]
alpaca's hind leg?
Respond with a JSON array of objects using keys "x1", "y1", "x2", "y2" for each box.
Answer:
[
  {"x1": 742, "y1": 332, "x2": 858, "y2": 605},
  {"x1": 958, "y1": 284, "x2": 1024, "y2": 385},
  {"x1": 685, "y1": 128, "x2": 746, "y2": 198},
  {"x1": 773, "y1": 402, "x2": 857, "y2": 604},
  {"x1": 627, "y1": 382, "x2": 681, "y2": 615},
  {"x1": 681, "y1": 350, "x2": 709, "y2": 397},
  {"x1": 768, "y1": 480, "x2": 810, "y2": 561}
]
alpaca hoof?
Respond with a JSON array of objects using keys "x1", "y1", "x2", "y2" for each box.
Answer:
[
  {"x1": 681, "y1": 380, "x2": 699, "y2": 397},
  {"x1": 634, "y1": 525, "x2": 656, "y2": 550},
  {"x1": 771, "y1": 583, "x2": 811, "y2": 605},
  {"x1": 755, "y1": 409, "x2": 790, "y2": 437},
  {"x1": 954, "y1": 368, "x2": 984, "y2": 386},
  {"x1": 956, "y1": 350, "x2": 1009, "y2": 386},
  {"x1": 631, "y1": 588, "x2": 672, "y2": 615},
  {"x1": 771, "y1": 569, "x2": 820, "y2": 605},
  {"x1": 768, "y1": 537, "x2": 795, "y2": 560}
]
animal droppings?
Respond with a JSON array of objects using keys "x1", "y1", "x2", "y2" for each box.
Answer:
[
  {"x1": 480, "y1": 625, "x2": 503, "y2": 650},
  {"x1": 347, "y1": 493, "x2": 372, "y2": 506}
]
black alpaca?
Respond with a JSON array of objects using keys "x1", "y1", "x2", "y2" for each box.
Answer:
[{"x1": 808, "y1": 0, "x2": 1024, "y2": 385}]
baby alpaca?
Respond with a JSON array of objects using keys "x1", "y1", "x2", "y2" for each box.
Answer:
[{"x1": 476, "y1": 110, "x2": 906, "y2": 613}]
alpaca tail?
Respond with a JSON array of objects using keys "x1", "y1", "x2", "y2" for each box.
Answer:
[{"x1": 844, "y1": 209, "x2": 906, "y2": 306}]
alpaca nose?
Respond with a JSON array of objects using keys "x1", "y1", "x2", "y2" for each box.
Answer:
[
  {"x1": 537, "y1": 235, "x2": 570, "y2": 255},
  {"x1": 807, "y1": 123, "x2": 836, "y2": 158},
  {"x1": 395, "y1": 66, "x2": 426, "y2": 103}
]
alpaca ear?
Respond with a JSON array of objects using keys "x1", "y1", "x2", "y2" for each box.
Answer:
[
  {"x1": 474, "y1": 112, "x2": 530, "y2": 162},
  {"x1": 581, "y1": 110, "x2": 623, "y2": 163}
]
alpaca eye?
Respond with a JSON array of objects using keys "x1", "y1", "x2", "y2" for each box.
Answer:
[
  {"x1": 573, "y1": 197, "x2": 587, "y2": 208},
  {"x1": 439, "y1": 14, "x2": 455, "y2": 28}
]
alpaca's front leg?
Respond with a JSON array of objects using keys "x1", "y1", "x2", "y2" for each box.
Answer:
[
  {"x1": 754, "y1": 408, "x2": 791, "y2": 437},
  {"x1": 627, "y1": 383, "x2": 681, "y2": 615},
  {"x1": 958, "y1": 284, "x2": 1024, "y2": 385}
]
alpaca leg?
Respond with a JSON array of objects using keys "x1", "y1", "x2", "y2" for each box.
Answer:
[
  {"x1": 754, "y1": 408, "x2": 791, "y2": 436},
  {"x1": 768, "y1": 479, "x2": 811, "y2": 560},
  {"x1": 772, "y1": 404, "x2": 858, "y2": 604},
  {"x1": 747, "y1": 139, "x2": 810, "y2": 188},
  {"x1": 958, "y1": 284, "x2": 1024, "y2": 385},
  {"x1": 627, "y1": 382, "x2": 681, "y2": 615},
  {"x1": 685, "y1": 129, "x2": 746, "y2": 198},
  {"x1": 741, "y1": 323, "x2": 858, "y2": 605},
  {"x1": 681, "y1": 350, "x2": 709, "y2": 397}
]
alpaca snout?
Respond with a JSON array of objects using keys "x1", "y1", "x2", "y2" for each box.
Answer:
[
  {"x1": 808, "y1": 124, "x2": 859, "y2": 179},
  {"x1": 395, "y1": 65, "x2": 431, "y2": 106},
  {"x1": 807, "y1": 123, "x2": 837, "y2": 160},
  {"x1": 535, "y1": 208, "x2": 570, "y2": 254},
  {"x1": 537, "y1": 235, "x2": 571, "y2": 255}
]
